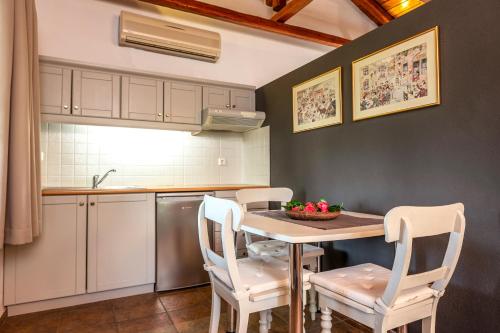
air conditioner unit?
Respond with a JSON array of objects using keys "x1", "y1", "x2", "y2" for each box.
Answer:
[{"x1": 119, "y1": 11, "x2": 221, "y2": 63}]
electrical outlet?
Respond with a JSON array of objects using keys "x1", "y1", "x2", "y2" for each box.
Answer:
[{"x1": 217, "y1": 157, "x2": 226, "y2": 166}]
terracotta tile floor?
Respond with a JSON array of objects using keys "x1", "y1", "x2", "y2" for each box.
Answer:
[{"x1": 0, "y1": 285, "x2": 371, "y2": 333}]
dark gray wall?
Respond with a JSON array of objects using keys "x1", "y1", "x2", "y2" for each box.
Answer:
[{"x1": 256, "y1": 0, "x2": 500, "y2": 332}]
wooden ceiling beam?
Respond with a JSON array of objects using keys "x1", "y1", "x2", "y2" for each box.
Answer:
[
  {"x1": 137, "y1": 0, "x2": 350, "y2": 47},
  {"x1": 271, "y1": 0, "x2": 287, "y2": 11},
  {"x1": 272, "y1": 0, "x2": 314, "y2": 23},
  {"x1": 351, "y1": 0, "x2": 393, "y2": 26}
]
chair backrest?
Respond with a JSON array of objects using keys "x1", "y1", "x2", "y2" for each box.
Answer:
[
  {"x1": 198, "y1": 195, "x2": 246, "y2": 296},
  {"x1": 379, "y1": 203, "x2": 466, "y2": 309},
  {"x1": 236, "y1": 187, "x2": 293, "y2": 245},
  {"x1": 235, "y1": 187, "x2": 293, "y2": 211}
]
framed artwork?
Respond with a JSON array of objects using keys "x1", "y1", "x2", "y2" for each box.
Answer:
[
  {"x1": 292, "y1": 67, "x2": 342, "y2": 133},
  {"x1": 352, "y1": 26, "x2": 440, "y2": 121}
]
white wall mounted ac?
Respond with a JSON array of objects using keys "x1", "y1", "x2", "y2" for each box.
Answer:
[{"x1": 119, "y1": 11, "x2": 221, "y2": 63}]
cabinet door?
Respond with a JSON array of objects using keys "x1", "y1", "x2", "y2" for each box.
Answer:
[
  {"x1": 87, "y1": 193, "x2": 155, "y2": 293},
  {"x1": 40, "y1": 65, "x2": 72, "y2": 115},
  {"x1": 164, "y1": 82, "x2": 202, "y2": 125},
  {"x1": 202, "y1": 86, "x2": 230, "y2": 109},
  {"x1": 4, "y1": 196, "x2": 87, "y2": 305},
  {"x1": 230, "y1": 88, "x2": 255, "y2": 110},
  {"x1": 121, "y1": 76, "x2": 163, "y2": 122},
  {"x1": 72, "y1": 69, "x2": 120, "y2": 118}
]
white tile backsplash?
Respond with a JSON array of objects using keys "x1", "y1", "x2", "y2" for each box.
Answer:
[
  {"x1": 243, "y1": 126, "x2": 271, "y2": 185},
  {"x1": 41, "y1": 123, "x2": 270, "y2": 188}
]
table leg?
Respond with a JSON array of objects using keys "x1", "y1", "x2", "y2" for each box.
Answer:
[
  {"x1": 289, "y1": 243, "x2": 303, "y2": 333},
  {"x1": 316, "y1": 242, "x2": 322, "y2": 273},
  {"x1": 226, "y1": 304, "x2": 236, "y2": 333}
]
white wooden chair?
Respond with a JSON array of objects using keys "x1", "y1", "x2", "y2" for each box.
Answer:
[
  {"x1": 199, "y1": 195, "x2": 313, "y2": 333},
  {"x1": 236, "y1": 188, "x2": 325, "y2": 320},
  {"x1": 311, "y1": 203, "x2": 466, "y2": 333}
]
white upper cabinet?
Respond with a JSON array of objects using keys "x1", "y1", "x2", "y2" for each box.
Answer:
[
  {"x1": 4, "y1": 195, "x2": 87, "y2": 305},
  {"x1": 202, "y1": 86, "x2": 255, "y2": 111},
  {"x1": 164, "y1": 82, "x2": 202, "y2": 125},
  {"x1": 72, "y1": 69, "x2": 120, "y2": 118},
  {"x1": 202, "y1": 86, "x2": 231, "y2": 109},
  {"x1": 121, "y1": 76, "x2": 164, "y2": 122},
  {"x1": 87, "y1": 193, "x2": 155, "y2": 293},
  {"x1": 39, "y1": 60, "x2": 255, "y2": 131},
  {"x1": 40, "y1": 65, "x2": 72, "y2": 115},
  {"x1": 230, "y1": 88, "x2": 255, "y2": 110}
]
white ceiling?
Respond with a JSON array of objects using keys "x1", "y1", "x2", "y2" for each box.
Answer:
[
  {"x1": 199, "y1": 0, "x2": 376, "y2": 39},
  {"x1": 36, "y1": 0, "x2": 376, "y2": 87}
]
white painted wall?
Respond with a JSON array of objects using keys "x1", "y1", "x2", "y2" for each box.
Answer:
[{"x1": 35, "y1": 0, "x2": 375, "y2": 87}]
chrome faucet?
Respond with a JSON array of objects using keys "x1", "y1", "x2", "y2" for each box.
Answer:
[{"x1": 92, "y1": 169, "x2": 116, "y2": 189}]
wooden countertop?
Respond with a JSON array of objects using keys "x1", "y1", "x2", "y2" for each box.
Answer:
[{"x1": 42, "y1": 184, "x2": 269, "y2": 196}]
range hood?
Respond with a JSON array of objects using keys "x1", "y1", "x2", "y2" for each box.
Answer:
[{"x1": 201, "y1": 108, "x2": 266, "y2": 132}]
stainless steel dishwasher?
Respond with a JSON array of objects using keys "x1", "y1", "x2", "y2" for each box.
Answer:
[{"x1": 156, "y1": 192, "x2": 214, "y2": 291}]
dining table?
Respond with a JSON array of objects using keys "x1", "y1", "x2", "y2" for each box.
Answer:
[{"x1": 238, "y1": 210, "x2": 386, "y2": 333}]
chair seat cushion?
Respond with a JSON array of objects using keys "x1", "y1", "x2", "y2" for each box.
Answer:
[
  {"x1": 248, "y1": 240, "x2": 324, "y2": 258},
  {"x1": 310, "y1": 263, "x2": 436, "y2": 310},
  {"x1": 211, "y1": 257, "x2": 313, "y2": 295}
]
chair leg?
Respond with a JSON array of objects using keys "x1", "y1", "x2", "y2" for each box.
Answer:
[
  {"x1": 236, "y1": 310, "x2": 250, "y2": 333},
  {"x1": 422, "y1": 316, "x2": 436, "y2": 333},
  {"x1": 259, "y1": 311, "x2": 269, "y2": 333},
  {"x1": 303, "y1": 302, "x2": 307, "y2": 332},
  {"x1": 209, "y1": 290, "x2": 221, "y2": 333},
  {"x1": 308, "y1": 288, "x2": 317, "y2": 321},
  {"x1": 320, "y1": 307, "x2": 332, "y2": 333},
  {"x1": 267, "y1": 309, "x2": 272, "y2": 330}
]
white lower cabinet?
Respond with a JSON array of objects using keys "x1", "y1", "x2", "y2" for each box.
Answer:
[
  {"x1": 4, "y1": 195, "x2": 87, "y2": 305},
  {"x1": 4, "y1": 193, "x2": 156, "y2": 305},
  {"x1": 87, "y1": 193, "x2": 155, "y2": 293}
]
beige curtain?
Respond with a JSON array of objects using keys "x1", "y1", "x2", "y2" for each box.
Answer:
[{"x1": 0, "y1": 0, "x2": 42, "y2": 247}]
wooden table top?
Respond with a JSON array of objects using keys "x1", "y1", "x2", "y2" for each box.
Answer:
[{"x1": 241, "y1": 210, "x2": 385, "y2": 243}]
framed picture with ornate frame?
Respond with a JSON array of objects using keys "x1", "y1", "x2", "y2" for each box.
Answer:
[
  {"x1": 352, "y1": 26, "x2": 440, "y2": 121},
  {"x1": 292, "y1": 67, "x2": 342, "y2": 133}
]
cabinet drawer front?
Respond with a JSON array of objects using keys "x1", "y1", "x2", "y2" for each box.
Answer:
[
  {"x1": 121, "y1": 76, "x2": 163, "y2": 122},
  {"x1": 230, "y1": 88, "x2": 255, "y2": 110},
  {"x1": 203, "y1": 86, "x2": 230, "y2": 109},
  {"x1": 87, "y1": 193, "x2": 155, "y2": 293},
  {"x1": 73, "y1": 70, "x2": 120, "y2": 118},
  {"x1": 40, "y1": 65, "x2": 71, "y2": 115},
  {"x1": 4, "y1": 195, "x2": 87, "y2": 305},
  {"x1": 166, "y1": 82, "x2": 202, "y2": 125}
]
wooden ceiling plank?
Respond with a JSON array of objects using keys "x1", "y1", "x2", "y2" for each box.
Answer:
[
  {"x1": 351, "y1": 0, "x2": 394, "y2": 26},
  {"x1": 272, "y1": 0, "x2": 314, "y2": 23},
  {"x1": 137, "y1": 0, "x2": 350, "y2": 47}
]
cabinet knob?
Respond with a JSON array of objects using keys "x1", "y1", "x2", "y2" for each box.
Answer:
[
  {"x1": 90, "y1": 202, "x2": 95, "y2": 206},
  {"x1": 158, "y1": 113, "x2": 162, "y2": 116},
  {"x1": 63, "y1": 105, "x2": 69, "y2": 110},
  {"x1": 225, "y1": 104, "x2": 230, "y2": 109},
  {"x1": 79, "y1": 202, "x2": 85, "y2": 206},
  {"x1": 232, "y1": 105, "x2": 236, "y2": 108},
  {"x1": 74, "y1": 106, "x2": 79, "y2": 110}
]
